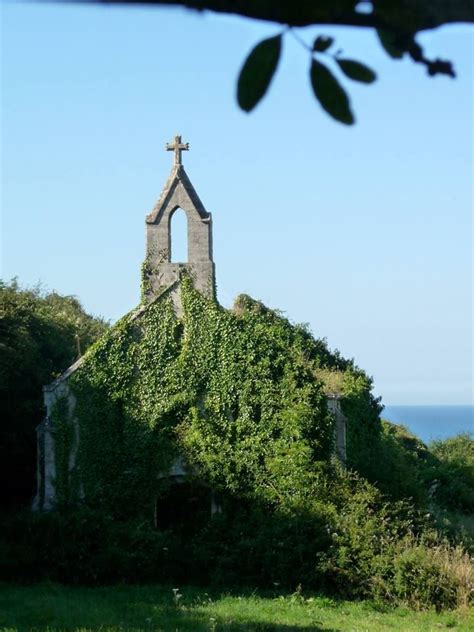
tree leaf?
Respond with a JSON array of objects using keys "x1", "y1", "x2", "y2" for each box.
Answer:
[
  {"x1": 336, "y1": 59, "x2": 377, "y2": 83},
  {"x1": 313, "y1": 36, "x2": 334, "y2": 52},
  {"x1": 310, "y1": 59, "x2": 354, "y2": 125},
  {"x1": 237, "y1": 35, "x2": 282, "y2": 112},
  {"x1": 377, "y1": 29, "x2": 404, "y2": 59}
]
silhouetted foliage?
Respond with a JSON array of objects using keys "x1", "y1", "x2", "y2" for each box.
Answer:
[
  {"x1": 55, "y1": 0, "x2": 473, "y2": 122},
  {"x1": 0, "y1": 279, "x2": 108, "y2": 509}
]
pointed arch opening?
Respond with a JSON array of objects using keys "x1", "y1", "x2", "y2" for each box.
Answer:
[{"x1": 170, "y1": 207, "x2": 188, "y2": 263}]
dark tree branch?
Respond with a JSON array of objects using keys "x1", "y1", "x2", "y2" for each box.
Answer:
[
  {"x1": 51, "y1": 0, "x2": 470, "y2": 120},
  {"x1": 70, "y1": 0, "x2": 474, "y2": 32}
]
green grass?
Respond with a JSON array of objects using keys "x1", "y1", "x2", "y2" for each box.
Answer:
[{"x1": 0, "y1": 583, "x2": 472, "y2": 631}]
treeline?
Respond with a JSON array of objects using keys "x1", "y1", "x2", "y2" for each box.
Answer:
[{"x1": 0, "y1": 279, "x2": 108, "y2": 508}]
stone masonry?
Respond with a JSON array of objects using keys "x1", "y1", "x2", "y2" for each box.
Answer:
[{"x1": 143, "y1": 135, "x2": 215, "y2": 311}]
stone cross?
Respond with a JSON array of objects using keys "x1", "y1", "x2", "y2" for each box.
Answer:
[{"x1": 166, "y1": 134, "x2": 189, "y2": 166}]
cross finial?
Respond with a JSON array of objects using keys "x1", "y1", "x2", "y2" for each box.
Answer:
[{"x1": 165, "y1": 134, "x2": 189, "y2": 166}]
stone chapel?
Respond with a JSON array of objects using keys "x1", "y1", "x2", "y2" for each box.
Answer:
[{"x1": 33, "y1": 136, "x2": 347, "y2": 512}]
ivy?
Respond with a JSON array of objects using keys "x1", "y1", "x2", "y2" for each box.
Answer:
[{"x1": 52, "y1": 276, "x2": 382, "y2": 520}]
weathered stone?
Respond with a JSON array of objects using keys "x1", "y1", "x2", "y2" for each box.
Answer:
[{"x1": 144, "y1": 136, "x2": 215, "y2": 313}]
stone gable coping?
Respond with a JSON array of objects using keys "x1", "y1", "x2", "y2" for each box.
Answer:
[{"x1": 146, "y1": 165, "x2": 210, "y2": 225}]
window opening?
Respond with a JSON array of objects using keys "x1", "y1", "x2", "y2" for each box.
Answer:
[{"x1": 170, "y1": 208, "x2": 188, "y2": 262}]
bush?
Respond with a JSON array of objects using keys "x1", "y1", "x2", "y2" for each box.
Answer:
[
  {"x1": 315, "y1": 475, "x2": 423, "y2": 598},
  {"x1": 1, "y1": 479, "x2": 472, "y2": 612},
  {"x1": 374, "y1": 421, "x2": 430, "y2": 504},
  {"x1": 428, "y1": 434, "x2": 474, "y2": 514},
  {"x1": 190, "y1": 502, "x2": 332, "y2": 589},
  {"x1": 0, "y1": 502, "x2": 332, "y2": 589},
  {"x1": 0, "y1": 509, "x2": 186, "y2": 584},
  {"x1": 391, "y1": 539, "x2": 473, "y2": 611},
  {"x1": 302, "y1": 467, "x2": 473, "y2": 610}
]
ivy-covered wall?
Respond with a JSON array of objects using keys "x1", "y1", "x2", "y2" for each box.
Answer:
[{"x1": 52, "y1": 278, "x2": 381, "y2": 520}]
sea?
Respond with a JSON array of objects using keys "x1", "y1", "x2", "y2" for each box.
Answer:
[{"x1": 382, "y1": 405, "x2": 473, "y2": 444}]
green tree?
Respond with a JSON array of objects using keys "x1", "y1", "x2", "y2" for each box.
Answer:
[
  {"x1": 428, "y1": 433, "x2": 474, "y2": 514},
  {"x1": 0, "y1": 279, "x2": 108, "y2": 509}
]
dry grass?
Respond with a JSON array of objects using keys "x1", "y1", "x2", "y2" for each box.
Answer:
[{"x1": 435, "y1": 543, "x2": 474, "y2": 611}]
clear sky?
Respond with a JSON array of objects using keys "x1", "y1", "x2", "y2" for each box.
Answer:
[{"x1": 1, "y1": 2, "x2": 473, "y2": 406}]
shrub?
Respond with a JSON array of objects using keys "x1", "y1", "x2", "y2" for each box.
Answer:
[
  {"x1": 391, "y1": 538, "x2": 473, "y2": 611},
  {"x1": 0, "y1": 509, "x2": 186, "y2": 584},
  {"x1": 190, "y1": 502, "x2": 332, "y2": 589},
  {"x1": 427, "y1": 434, "x2": 474, "y2": 514},
  {"x1": 315, "y1": 473, "x2": 422, "y2": 598},
  {"x1": 375, "y1": 421, "x2": 429, "y2": 504},
  {"x1": 1, "y1": 476, "x2": 472, "y2": 612}
]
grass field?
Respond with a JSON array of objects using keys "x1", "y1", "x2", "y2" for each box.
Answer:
[{"x1": 0, "y1": 583, "x2": 472, "y2": 631}]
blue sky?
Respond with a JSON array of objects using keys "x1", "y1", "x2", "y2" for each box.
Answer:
[{"x1": 1, "y1": 3, "x2": 472, "y2": 405}]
